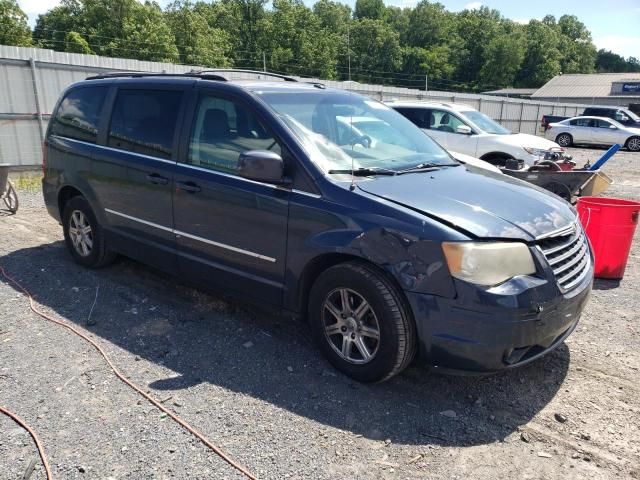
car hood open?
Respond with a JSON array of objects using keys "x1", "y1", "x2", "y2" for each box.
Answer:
[{"x1": 356, "y1": 166, "x2": 576, "y2": 241}]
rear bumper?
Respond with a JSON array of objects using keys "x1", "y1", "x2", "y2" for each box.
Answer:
[
  {"x1": 406, "y1": 267, "x2": 592, "y2": 374},
  {"x1": 42, "y1": 177, "x2": 60, "y2": 222}
]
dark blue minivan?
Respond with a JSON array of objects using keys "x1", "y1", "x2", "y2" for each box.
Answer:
[{"x1": 42, "y1": 71, "x2": 593, "y2": 382}]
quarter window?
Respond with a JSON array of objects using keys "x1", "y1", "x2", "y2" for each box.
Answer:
[
  {"x1": 108, "y1": 89, "x2": 183, "y2": 159},
  {"x1": 50, "y1": 86, "x2": 107, "y2": 143},
  {"x1": 188, "y1": 96, "x2": 281, "y2": 174}
]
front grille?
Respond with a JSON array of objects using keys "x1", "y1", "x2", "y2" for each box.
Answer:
[{"x1": 537, "y1": 225, "x2": 591, "y2": 291}]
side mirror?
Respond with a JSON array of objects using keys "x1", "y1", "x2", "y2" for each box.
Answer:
[
  {"x1": 238, "y1": 150, "x2": 287, "y2": 185},
  {"x1": 456, "y1": 125, "x2": 472, "y2": 135}
]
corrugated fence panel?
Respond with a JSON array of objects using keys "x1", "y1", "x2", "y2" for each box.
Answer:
[
  {"x1": 0, "y1": 62, "x2": 36, "y2": 114},
  {"x1": 0, "y1": 119, "x2": 43, "y2": 166}
]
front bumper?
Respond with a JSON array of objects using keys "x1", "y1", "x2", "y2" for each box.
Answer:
[{"x1": 406, "y1": 265, "x2": 593, "y2": 374}]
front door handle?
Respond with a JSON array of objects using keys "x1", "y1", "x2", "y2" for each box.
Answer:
[
  {"x1": 147, "y1": 173, "x2": 169, "y2": 185},
  {"x1": 176, "y1": 181, "x2": 201, "y2": 193}
]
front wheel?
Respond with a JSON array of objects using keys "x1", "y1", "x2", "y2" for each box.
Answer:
[
  {"x1": 555, "y1": 133, "x2": 573, "y2": 147},
  {"x1": 62, "y1": 196, "x2": 116, "y2": 268},
  {"x1": 309, "y1": 262, "x2": 417, "y2": 382},
  {"x1": 626, "y1": 136, "x2": 640, "y2": 152}
]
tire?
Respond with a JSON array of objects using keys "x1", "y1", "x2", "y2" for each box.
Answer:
[
  {"x1": 62, "y1": 196, "x2": 116, "y2": 268},
  {"x1": 555, "y1": 133, "x2": 573, "y2": 147},
  {"x1": 626, "y1": 136, "x2": 640, "y2": 152},
  {"x1": 308, "y1": 261, "x2": 417, "y2": 383}
]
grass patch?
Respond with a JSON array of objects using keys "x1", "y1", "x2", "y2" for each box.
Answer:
[{"x1": 10, "y1": 173, "x2": 42, "y2": 192}]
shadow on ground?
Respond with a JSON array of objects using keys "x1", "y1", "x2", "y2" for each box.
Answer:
[{"x1": 1, "y1": 242, "x2": 570, "y2": 447}]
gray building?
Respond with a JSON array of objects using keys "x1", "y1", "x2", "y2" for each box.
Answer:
[{"x1": 531, "y1": 73, "x2": 640, "y2": 108}]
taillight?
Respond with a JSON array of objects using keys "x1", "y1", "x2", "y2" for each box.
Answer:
[{"x1": 42, "y1": 141, "x2": 47, "y2": 176}]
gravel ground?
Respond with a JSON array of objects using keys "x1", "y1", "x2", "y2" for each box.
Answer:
[{"x1": 1, "y1": 147, "x2": 639, "y2": 480}]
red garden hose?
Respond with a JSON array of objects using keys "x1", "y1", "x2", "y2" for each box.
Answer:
[{"x1": 0, "y1": 266, "x2": 257, "y2": 480}]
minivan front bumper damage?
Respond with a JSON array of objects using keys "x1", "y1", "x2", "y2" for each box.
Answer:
[{"x1": 405, "y1": 267, "x2": 592, "y2": 374}]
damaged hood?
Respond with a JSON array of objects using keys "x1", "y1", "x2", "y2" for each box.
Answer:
[{"x1": 356, "y1": 165, "x2": 576, "y2": 241}]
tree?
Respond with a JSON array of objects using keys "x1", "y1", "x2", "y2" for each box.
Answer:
[
  {"x1": 0, "y1": 0, "x2": 32, "y2": 46},
  {"x1": 165, "y1": 1, "x2": 230, "y2": 67},
  {"x1": 479, "y1": 28, "x2": 526, "y2": 88},
  {"x1": 453, "y1": 6, "x2": 502, "y2": 84},
  {"x1": 517, "y1": 20, "x2": 562, "y2": 87},
  {"x1": 556, "y1": 15, "x2": 596, "y2": 74},
  {"x1": 347, "y1": 19, "x2": 402, "y2": 83},
  {"x1": 353, "y1": 0, "x2": 384, "y2": 20},
  {"x1": 64, "y1": 31, "x2": 92, "y2": 53}
]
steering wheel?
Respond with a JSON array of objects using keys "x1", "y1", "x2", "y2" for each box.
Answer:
[{"x1": 349, "y1": 134, "x2": 372, "y2": 149}]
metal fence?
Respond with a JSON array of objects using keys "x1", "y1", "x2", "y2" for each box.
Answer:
[{"x1": 0, "y1": 44, "x2": 588, "y2": 168}]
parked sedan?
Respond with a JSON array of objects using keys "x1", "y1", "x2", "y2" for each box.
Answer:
[{"x1": 546, "y1": 116, "x2": 640, "y2": 151}]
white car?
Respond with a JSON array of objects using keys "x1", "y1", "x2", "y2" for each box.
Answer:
[
  {"x1": 388, "y1": 101, "x2": 565, "y2": 167},
  {"x1": 545, "y1": 116, "x2": 640, "y2": 152},
  {"x1": 335, "y1": 116, "x2": 502, "y2": 173}
]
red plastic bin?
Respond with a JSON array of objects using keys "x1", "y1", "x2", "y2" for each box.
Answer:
[{"x1": 576, "y1": 196, "x2": 640, "y2": 279}]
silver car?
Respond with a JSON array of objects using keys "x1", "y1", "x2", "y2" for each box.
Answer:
[{"x1": 545, "y1": 116, "x2": 640, "y2": 151}]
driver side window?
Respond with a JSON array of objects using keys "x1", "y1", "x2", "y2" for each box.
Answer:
[
  {"x1": 430, "y1": 110, "x2": 466, "y2": 133},
  {"x1": 188, "y1": 95, "x2": 281, "y2": 174}
]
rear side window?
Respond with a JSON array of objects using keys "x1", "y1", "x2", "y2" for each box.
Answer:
[
  {"x1": 108, "y1": 89, "x2": 183, "y2": 159},
  {"x1": 50, "y1": 86, "x2": 107, "y2": 143},
  {"x1": 570, "y1": 118, "x2": 593, "y2": 127}
]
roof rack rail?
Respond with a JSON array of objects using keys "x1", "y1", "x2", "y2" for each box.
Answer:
[
  {"x1": 86, "y1": 71, "x2": 228, "y2": 81},
  {"x1": 188, "y1": 69, "x2": 298, "y2": 82}
]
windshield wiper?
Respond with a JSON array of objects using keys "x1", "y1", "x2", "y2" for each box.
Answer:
[
  {"x1": 397, "y1": 162, "x2": 460, "y2": 175},
  {"x1": 328, "y1": 167, "x2": 397, "y2": 176}
]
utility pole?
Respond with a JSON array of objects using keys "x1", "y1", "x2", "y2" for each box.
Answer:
[
  {"x1": 347, "y1": 25, "x2": 351, "y2": 83},
  {"x1": 425, "y1": 74, "x2": 428, "y2": 93},
  {"x1": 263, "y1": 52, "x2": 266, "y2": 72}
]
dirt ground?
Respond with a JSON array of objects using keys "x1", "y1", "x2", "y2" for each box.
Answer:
[{"x1": 1, "y1": 147, "x2": 639, "y2": 480}]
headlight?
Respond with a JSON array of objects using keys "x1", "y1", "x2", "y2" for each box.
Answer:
[
  {"x1": 523, "y1": 147, "x2": 548, "y2": 156},
  {"x1": 442, "y1": 242, "x2": 536, "y2": 286}
]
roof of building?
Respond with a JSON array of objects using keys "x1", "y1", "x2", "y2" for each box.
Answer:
[
  {"x1": 532, "y1": 73, "x2": 640, "y2": 99},
  {"x1": 482, "y1": 88, "x2": 537, "y2": 96}
]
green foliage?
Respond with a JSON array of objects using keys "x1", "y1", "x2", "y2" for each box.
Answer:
[
  {"x1": 353, "y1": 0, "x2": 384, "y2": 20},
  {"x1": 0, "y1": 0, "x2": 32, "y2": 46},
  {"x1": 64, "y1": 31, "x2": 92, "y2": 53},
  {"x1": 5, "y1": 0, "x2": 638, "y2": 90},
  {"x1": 596, "y1": 49, "x2": 640, "y2": 73},
  {"x1": 165, "y1": 1, "x2": 230, "y2": 67}
]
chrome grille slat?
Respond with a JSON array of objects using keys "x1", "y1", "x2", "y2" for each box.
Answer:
[
  {"x1": 537, "y1": 223, "x2": 591, "y2": 292},
  {"x1": 541, "y1": 235, "x2": 580, "y2": 256},
  {"x1": 552, "y1": 243, "x2": 588, "y2": 275},
  {"x1": 557, "y1": 254, "x2": 589, "y2": 284},
  {"x1": 547, "y1": 237, "x2": 585, "y2": 266}
]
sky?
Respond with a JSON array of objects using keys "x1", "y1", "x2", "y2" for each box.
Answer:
[{"x1": 18, "y1": 0, "x2": 640, "y2": 59}]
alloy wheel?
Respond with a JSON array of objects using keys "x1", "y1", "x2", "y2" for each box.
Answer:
[
  {"x1": 557, "y1": 134, "x2": 571, "y2": 147},
  {"x1": 628, "y1": 137, "x2": 640, "y2": 152},
  {"x1": 68, "y1": 210, "x2": 93, "y2": 257},
  {"x1": 322, "y1": 288, "x2": 381, "y2": 364}
]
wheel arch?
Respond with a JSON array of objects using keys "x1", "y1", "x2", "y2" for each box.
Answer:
[
  {"x1": 57, "y1": 185, "x2": 84, "y2": 218},
  {"x1": 295, "y1": 253, "x2": 410, "y2": 322}
]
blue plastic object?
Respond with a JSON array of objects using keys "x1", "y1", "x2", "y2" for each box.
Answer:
[{"x1": 589, "y1": 144, "x2": 621, "y2": 171}]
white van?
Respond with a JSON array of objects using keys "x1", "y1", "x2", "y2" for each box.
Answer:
[{"x1": 389, "y1": 101, "x2": 565, "y2": 167}]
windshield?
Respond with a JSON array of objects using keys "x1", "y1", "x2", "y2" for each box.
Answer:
[
  {"x1": 625, "y1": 110, "x2": 640, "y2": 122},
  {"x1": 255, "y1": 90, "x2": 454, "y2": 174},
  {"x1": 462, "y1": 110, "x2": 511, "y2": 135}
]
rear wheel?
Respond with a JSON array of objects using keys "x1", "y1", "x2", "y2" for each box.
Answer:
[
  {"x1": 62, "y1": 196, "x2": 116, "y2": 268},
  {"x1": 309, "y1": 262, "x2": 417, "y2": 383},
  {"x1": 626, "y1": 136, "x2": 640, "y2": 152},
  {"x1": 555, "y1": 133, "x2": 573, "y2": 147}
]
